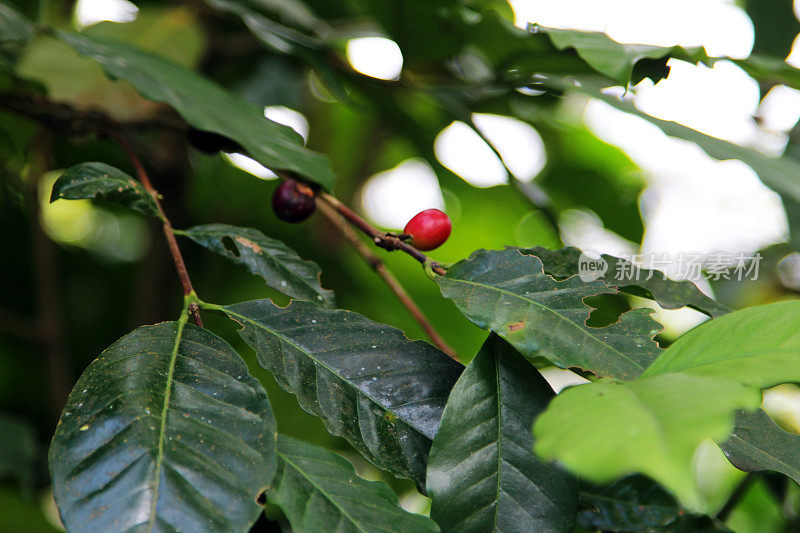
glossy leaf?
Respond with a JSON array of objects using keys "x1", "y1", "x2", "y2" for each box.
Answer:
[
  {"x1": 522, "y1": 247, "x2": 730, "y2": 318},
  {"x1": 270, "y1": 435, "x2": 439, "y2": 532},
  {"x1": 535, "y1": 300, "x2": 800, "y2": 510},
  {"x1": 55, "y1": 30, "x2": 336, "y2": 189},
  {"x1": 50, "y1": 162, "x2": 161, "y2": 218},
  {"x1": 437, "y1": 249, "x2": 661, "y2": 380},
  {"x1": 721, "y1": 409, "x2": 800, "y2": 485},
  {"x1": 178, "y1": 224, "x2": 335, "y2": 307},
  {"x1": 578, "y1": 475, "x2": 680, "y2": 532},
  {"x1": 208, "y1": 298, "x2": 463, "y2": 490},
  {"x1": 50, "y1": 320, "x2": 277, "y2": 533},
  {"x1": 427, "y1": 335, "x2": 577, "y2": 532}
]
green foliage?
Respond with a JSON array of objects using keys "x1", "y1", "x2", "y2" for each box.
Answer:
[
  {"x1": 427, "y1": 334, "x2": 577, "y2": 532},
  {"x1": 437, "y1": 248, "x2": 662, "y2": 380},
  {"x1": 721, "y1": 409, "x2": 800, "y2": 485},
  {"x1": 270, "y1": 435, "x2": 439, "y2": 532},
  {"x1": 51, "y1": 162, "x2": 161, "y2": 218},
  {"x1": 5, "y1": 0, "x2": 800, "y2": 530},
  {"x1": 55, "y1": 30, "x2": 337, "y2": 189},
  {"x1": 535, "y1": 301, "x2": 800, "y2": 510},
  {"x1": 207, "y1": 298, "x2": 463, "y2": 490},
  {"x1": 577, "y1": 475, "x2": 681, "y2": 531},
  {"x1": 522, "y1": 247, "x2": 731, "y2": 317},
  {"x1": 178, "y1": 223, "x2": 335, "y2": 306},
  {"x1": 49, "y1": 319, "x2": 277, "y2": 532}
]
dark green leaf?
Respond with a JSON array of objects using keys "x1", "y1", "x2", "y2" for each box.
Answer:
[
  {"x1": 202, "y1": 0, "x2": 351, "y2": 104},
  {"x1": 270, "y1": 435, "x2": 439, "y2": 532},
  {"x1": 537, "y1": 26, "x2": 709, "y2": 85},
  {"x1": 746, "y1": 0, "x2": 800, "y2": 57},
  {"x1": 427, "y1": 335, "x2": 577, "y2": 532},
  {"x1": 178, "y1": 224, "x2": 335, "y2": 307},
  {"x1": 534, "y1": 300, "x2": 800, "y2": 509},
  {"x1": 207, "y1": 298, "x2": 463, "y2": 490},
  {"x1": 0, "y1": 1, "x2": 34, "y2": 46},
  {"x1": 50, "y1": 162, "x2": 161, "y2": 218},
  {"x1": 55, "y1": 31, "x2": 336, "y2": 189},
  {"x1": 721, "y1": 409, "x2": 800, "y2": 485},
  {"x1": 50, "y1": 320, "x2": 277, "y2": 533},
  {"x1": 522, "y1": 247, "x2": 731, "y2": 318},
  {"x1": 437, "y1": 249, "x2": 661, "y2": 380},
  {"x1": 578, "y1": 475, "x2": 680, "y2": 532},
  {"x1": 0, "y1": 413, "x2": 36, "y2": 490}
]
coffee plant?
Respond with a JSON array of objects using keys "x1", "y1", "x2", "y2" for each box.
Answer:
[{"x1": 3, "y1": 0, "x2": 800, "y2": 531}]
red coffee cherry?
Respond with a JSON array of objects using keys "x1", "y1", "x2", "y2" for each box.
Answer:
[
  {"x1": 272, "y1": 179, "x2": 316, "y2": 222},
  {"x1": 403, "y1": 209, "x2": 451, "y2": 251}
]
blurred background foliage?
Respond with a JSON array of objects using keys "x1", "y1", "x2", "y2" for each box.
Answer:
[{"x1": 4, "y1": 0, "x2": 800, "y2": 530}]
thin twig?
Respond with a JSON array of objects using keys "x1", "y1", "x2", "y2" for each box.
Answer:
[
  {"x1": 316, "y1": 192, "x2": 447, "y2": 275},
  {"x1": 109, "y1": 132, "x2": 203, "y2": 327},
  {"x1": 317, "y1": 201, "x2": 459, "y2": 361}
]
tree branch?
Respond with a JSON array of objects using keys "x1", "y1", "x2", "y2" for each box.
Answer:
[
  {"x1": 316, "y1": 192, "x2": 447, "y2": 275},
  {"x1": 317, "y1": 201, "x2": 459, "y2": 361},
  {"x1": 109, "y1": 132, "x2": 203, "y2": 327}
]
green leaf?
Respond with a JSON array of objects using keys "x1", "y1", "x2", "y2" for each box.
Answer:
[
  {"x1": 724, "y1": 478, "x2": 785, "y2": 533},
  {"x1": 206, "y1": 298, "x2": 463, "y2": 490},
  {"x1": 54, "y1": 30, "x2": 336, "y2": 189},
  {"x1": 721, "y1": 409, "x2": 800, "y2": 485},
  {"x1": 0, "y1": 1, "x2": 34, "y2": 46},
  {"x1": 0, "y1": 413, "x2": 36, "y2": 490},
  {"x1": 534, "y1": 300, "x2": 800, "y2": 510},
  {"x1": 427, "y1": 334, "x2": 577, "y2": 532},
  {"x1": 50, "y1": 320, "x2": 277, "y2": 533},
  {"x1": 178, "y1": 224, "x2": 335, "y2": 307},
  {"x1": 270, "y1": 435, "x2": 439, "y2": 532},
  {"x1": 50, "y1": 162, "x2": 161, "y2": 218},
  {"x1": 578, "y1": 475, "x2": 680, "y2": 532},
  {"x1": 587, "y1": 85, "x2": 800, "y2": 209},
  {"x1": 537, "y1": 26, "x2": 709, "y2": 85},
  {"x1": 437, "y1": 249, "x2": 661, "y2": 380},
  {"x1": 746, "y1": 0, "x2": 800, "y2": 57},
  {"x1": 521, "y1": 247, "x2": 731, "y2": 318}
]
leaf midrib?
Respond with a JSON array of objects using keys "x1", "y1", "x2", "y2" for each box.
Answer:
[
  {"x1": 278, "y1": 451, "x2": 370, "y2": 533},
  {"x1": 441, "y1": 276, "x2": 645, "y2": 374},
  {"x1": 221, "y1": 306, "x2": 430, "y2": 439},
  {"x1": 146, "y1": 314, "x2": 189, "y2": 532}
]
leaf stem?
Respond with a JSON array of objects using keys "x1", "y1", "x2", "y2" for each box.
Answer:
[
  {"x1": 316, "y1": 200, "x2": 459, "y2": 361},
  {"x1": 314, "y1": 190, "x2": 447, "y2": 276},
  {"x1": 109, "y1": 132, "x2": 203, "y2": 327}
]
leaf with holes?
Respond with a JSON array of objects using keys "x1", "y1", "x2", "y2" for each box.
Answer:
[
  {"x1": 49, "y1": 320, "x2": 277, "y2": 533},
  {"x1": 521, "y1": 247, "x2": 730, "y2": 318},
  {"x1": 437, "y1": 249, "x2": 661, "y2": 380},
  {"x1": 578, "y1": 475, "x2": 681, "y2": 532},
  {"x1": 534, "y1": 300, "x2": 800, "y2": 510},
  {"x1": 178, "y1": 224, "x2": 334, "y2": 307},
  {"x1": 427, "y1": 334, "x2": 577, "y2": 532},
  {"x1": 51, "y1": 162, "x2": 161, "y2": 218},
  {"x1": 55, "y1": 30, "x2": 336, "y2": 189},
  {"x1": 205, "y1": 298, "x2": 463, "y2": 491},
  {"x1": 538, "y1": 26, "x2": 709, "y2": 85},
  {"x1": 270, "y1": 435, "x2": 438, "y2": 532},
  {"x1": 721, "y1": 409, "x2": 800, "y2": 485}
]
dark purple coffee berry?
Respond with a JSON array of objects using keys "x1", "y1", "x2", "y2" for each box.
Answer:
[
  {"x1": 272, "y1": 179, "x2": 316, "y2": 222},
  {"x1": 186, "y1": 127, "x2": 241, "y2": 154}
]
